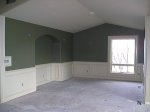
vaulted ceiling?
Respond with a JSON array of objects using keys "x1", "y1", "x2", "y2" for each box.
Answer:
[{"x1": 1, "y1": 0, "x2": 150, "y2": 33}]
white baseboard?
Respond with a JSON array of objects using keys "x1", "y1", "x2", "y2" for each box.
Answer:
[
  {"x1": 145, "y1": 102, "x2": 150, "y2": 105},
  {"x1": 73, "y1": 61, "x2": 143, "y2": 82},
  {"x1": 2, "y1": 88, "x2": 36, "y2": 103},
  {"x1": 37, "y1": 81, "x2": 50, "y2": 86},
  {"x1": 3, "y1": 67, "x2": 36, "y2": 103}
]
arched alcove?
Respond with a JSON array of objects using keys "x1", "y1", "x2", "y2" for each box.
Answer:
[{"x1": 35, "y1": 35, "x2": 61, "y2": 65}]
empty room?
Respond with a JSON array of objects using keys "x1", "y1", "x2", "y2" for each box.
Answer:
[{"x1": 0, "y1": 0, "x2": 150, "y2": 112}]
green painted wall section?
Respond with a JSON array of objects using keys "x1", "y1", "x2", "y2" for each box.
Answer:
[
  {"x1": 61, "y1": 37, "x2": 73, "y2": 62},
  {"x1": 73, "y1": 23, "x2": 145, "y2": 63},
  {"x1": 35, "y1": 36, "x2": 54, "y2": 65},
  {"x1": 6, "y1": 18, "x2": 144, "y2": 71},
  {"x1": 6, "y1": 18, "x2": 73, "y2": 71}
]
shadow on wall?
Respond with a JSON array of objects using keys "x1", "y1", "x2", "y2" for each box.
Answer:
[{"x1": 35, "y1": 34, "x2": 61, "y2": 65}]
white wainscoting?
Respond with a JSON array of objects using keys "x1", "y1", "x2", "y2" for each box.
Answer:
[
  {"x1": 2, "y1": 62, "x2": 72, "y2": 102},
  {"x1": 3, "y1": 67, "x2": 36, "y2": 103},
  {"x1": 73, "y1": 61, "x2": 143, "y2": 82},
  {"x1": 36, "y1": 64, "x2": 52, "y2": 86},
  {"x1": 3, "y1": 61, "x2": 142, "y2": 103},
  {"x1": 36, "y1": 62, "x2": 73, "y2": 86},
  {"x1": 60, "y1": 62, "x2": 73, "y2": 81}
]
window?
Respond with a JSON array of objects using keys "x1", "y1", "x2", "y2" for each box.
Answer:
[{"x1": 109, "y1": 36, "x2": 137, "y2": 74}]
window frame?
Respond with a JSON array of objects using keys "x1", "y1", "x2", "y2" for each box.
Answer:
[{"x1": 108, "y1": 36, "x2": 138, "y2": 75}]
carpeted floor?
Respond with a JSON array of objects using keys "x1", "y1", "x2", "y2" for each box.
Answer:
[{"x1": 0, "y1": 78, "x2": 150, "y2": 112}]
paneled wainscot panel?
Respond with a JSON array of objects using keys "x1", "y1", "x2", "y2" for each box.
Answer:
[
  {"x1": 4, "y1": 67, "x2": 36, "y2": 102},
  {"x1": 73, "y1": 62, "x2": 143, "y2": 82},
  {"x1": 36, "y1": 62, "x2": 73, "y2": 86}
]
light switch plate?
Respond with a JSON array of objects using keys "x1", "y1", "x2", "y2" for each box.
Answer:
[{"x1": 4, "y1": 56, "x2": 12, "y2": 67}]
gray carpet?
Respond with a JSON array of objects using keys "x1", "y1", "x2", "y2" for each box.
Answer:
[{"x1": 0, "y1": 78, "x2": 150, "y2": 112}]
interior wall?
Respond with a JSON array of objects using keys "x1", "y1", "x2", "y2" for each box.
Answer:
[
  {"x1": 61, "y1": 37, "x2": 73, "y2": 62},
  {"x1": 5, "y1": 17, "x2": 73, "y2": 71},
  {"x1": 35, "y1": 35, "x2": 64, "y2": 65},
  {"x1": 4, "y1": 17, "x2": 73, "y2": 102},
  {"x1": 35, "y1": 36, "x2": 54, "y2": 65},
  {"x1": 73, "y1": 23, "x2": 145, "y2": 63}
]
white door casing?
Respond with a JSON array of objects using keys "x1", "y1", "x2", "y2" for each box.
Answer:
[
  {"x1": 0, "y1": 15, "x2": 5, "y2": 103},
  {"x1": 144, "y1": 16, "x2": 150, "y2": 104}
]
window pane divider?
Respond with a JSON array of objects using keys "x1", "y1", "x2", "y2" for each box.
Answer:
[{"x1": 111, "y1": 64, "x2": 134, "y2": 66}]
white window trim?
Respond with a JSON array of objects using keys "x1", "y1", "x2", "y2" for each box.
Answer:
[{"x1": 108, "y1": 35, "x2": 138, "y2": 75}]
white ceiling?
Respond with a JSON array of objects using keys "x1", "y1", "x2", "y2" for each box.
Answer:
[{"x1": 2, "y1": 0, "x2": 150, "y2": 33}]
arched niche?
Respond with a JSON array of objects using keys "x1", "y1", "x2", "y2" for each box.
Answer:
[{"x1": 35, "y1": 34, "x2": 61, "y2": 65}]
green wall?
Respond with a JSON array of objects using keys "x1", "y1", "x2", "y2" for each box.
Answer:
[
  {"x1": 73, "y1": 23, "x2": 145, "y2": 63},
  {"x1": 5, "y1": 18, "x2": 73, "y2": 71},
  {"x1": 35, "y1": 36, "x2": 53, "y2": 65},
  {"x1": 35, "y1": 34, "x2": 73, "y2": 65},
  {"x1": 61, "y1": 36, "x2": 73, "y2": 62},
  {"x1": 5, "y1": 18, "x2": 144, "y2": 71}
]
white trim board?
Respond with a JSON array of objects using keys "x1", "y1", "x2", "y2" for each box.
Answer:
[
  {"x1": 72, "y1": 61, "x2": 143, "y2": 82},
  {"x1": 145, "y1": 102, "x2": 150, "y2": 105},
  {"x1": 0, "y1": 16, "x2": 5, "y2": 103},
  {"x1": 144, "y1": 16, "x2": 150, "y2": 104}
]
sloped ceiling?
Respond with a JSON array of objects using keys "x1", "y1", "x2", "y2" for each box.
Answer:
[
  {"x1": 79, "y1": 0, "x2": 150, "y2": 31},
  {"x1": 2, "y1": 0, "x2": 150, "y2": 33}
]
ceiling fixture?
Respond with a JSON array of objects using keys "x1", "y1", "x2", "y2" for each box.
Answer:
[
  {"x1": 6, "y1": 0, "x2": 16, "y2": 4},
  {"x1": 89, "y1": 11, "x2": 95, "y2": 15}
]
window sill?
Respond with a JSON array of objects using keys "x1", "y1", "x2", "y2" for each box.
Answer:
[{"x1": 110, "y1": 72, "x2": 135, "y2": 75}]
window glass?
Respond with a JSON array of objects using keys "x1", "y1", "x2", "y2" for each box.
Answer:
[{"x1": 110, "y1": 37, "x2": 136, "y2": 74}]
